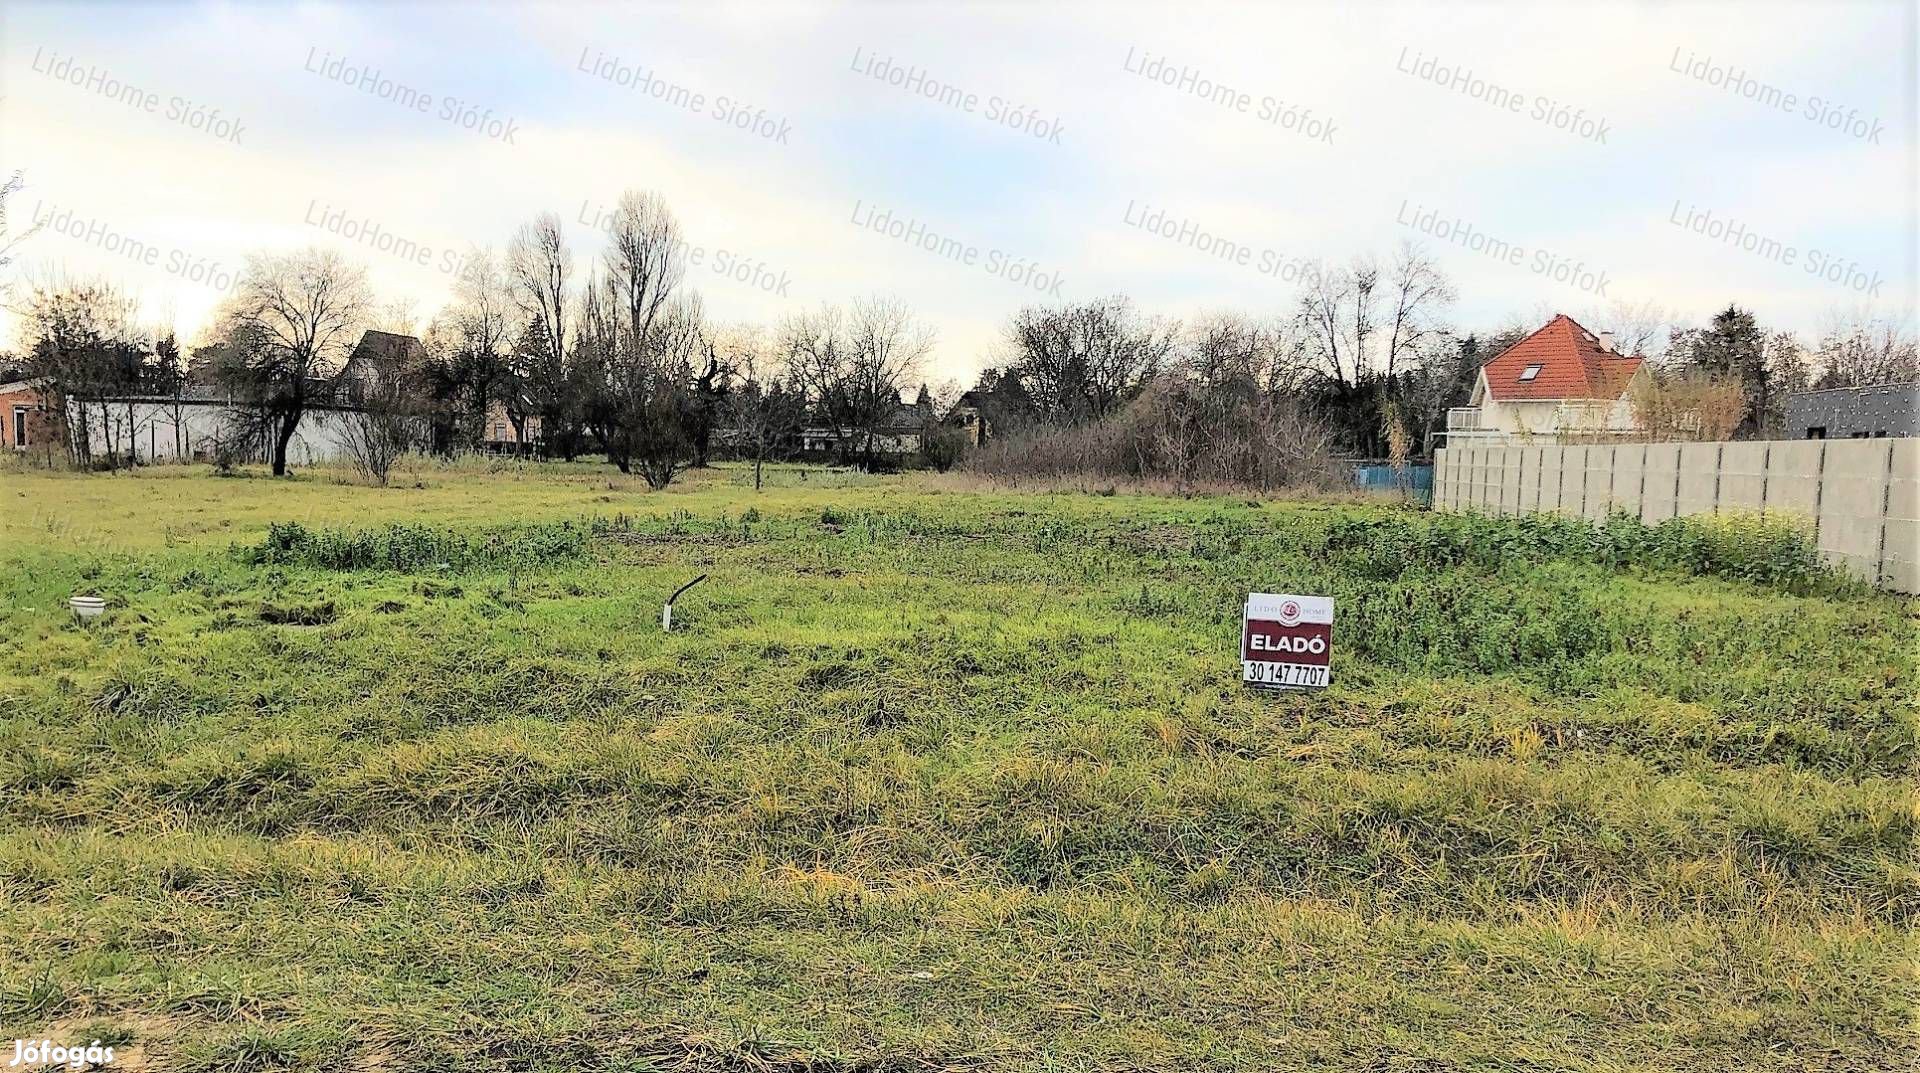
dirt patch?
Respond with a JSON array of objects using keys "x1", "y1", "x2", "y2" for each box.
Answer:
[{"x1": 10, "y1": 1013, "x2": 182, "y2": 1072}]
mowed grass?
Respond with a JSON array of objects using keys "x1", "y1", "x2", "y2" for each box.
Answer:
[{"x1": 0, "y1": 462, "x2": 1914, "y2": 1071}]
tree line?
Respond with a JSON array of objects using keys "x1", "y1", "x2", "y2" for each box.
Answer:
[
  {"x1": 9, "y1": 189, "x2": 951, "y2": 486},
  {"x1": 6, "y1": 179, "x2": 1915, "y2": 486},
  {"x1": 960, "y1": 248, "x2": 1915, "y2": 485}
]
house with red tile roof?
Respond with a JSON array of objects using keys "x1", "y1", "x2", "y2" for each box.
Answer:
[{"x1": 1447, "y1": 314, "x2": 1650, "y2": 443}]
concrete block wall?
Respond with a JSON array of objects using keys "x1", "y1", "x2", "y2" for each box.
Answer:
[{"x1": 1434, "y1": 439, "x2": 1919, "y2": 592}]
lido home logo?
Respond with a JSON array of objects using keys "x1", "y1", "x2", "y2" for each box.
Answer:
[{"x1": 1275, "y1": 598, "x2": 1303, "y2": 626}]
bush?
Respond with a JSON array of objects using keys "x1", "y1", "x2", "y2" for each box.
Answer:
[
  {"x1": 919, "y1": 421, "x2": 966, "y2": 472},
  {"x1": 966, "y1": 378, "x2": 1344, "y2": 491},
  {"x1": 240, "y1": 518, "x2": 625, "y2": 572},
  {"x1": 1321, "y1": 509, "x2": 1850, "y2": 594}
]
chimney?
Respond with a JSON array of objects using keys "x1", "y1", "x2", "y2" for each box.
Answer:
[{"x1": 1598, "y1": 331, "x2": 1615, "y2": 353}]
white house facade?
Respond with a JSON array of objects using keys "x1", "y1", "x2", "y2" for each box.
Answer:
[{"x1": 1446, "y1": 314, "x2": 1649, "y2": 445}]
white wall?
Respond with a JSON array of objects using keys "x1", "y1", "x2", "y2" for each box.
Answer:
[
  {"x1": 1467, "y1": 369, "x2": 1644, "y2": 438},
  {"x1": 68, "y1": 399, "x2": 361, "y2": 465}
]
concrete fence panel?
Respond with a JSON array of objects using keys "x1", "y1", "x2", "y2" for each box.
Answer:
[
  {"x1": 1883, "y1": 439, "x2": 1919, "y2": 593},
  {"x1": 1719, "y1": 442, "x2": 1770, "y2": 511},
  {"x1": 1531, "y1": 447, "x2": 1557, "y2": 513},
  {"x1": 1640, "y1": 444, "x2": 1682, "y2": 522},
  {"x1": 1584, "y1": 446, "x2": 1616, "y2": 521},
  {"x1": 1612, "y1": 445, "x2": 1647, "y2": 519},
  {"x1": 1499, "y1": 449, "x2": 1523, "y2": 513},
  {"x1": 1434, "y1": 438, "x2": 1919, "y2": 592},
  {"x1": 1816, "y1": 439, "x2": 1894, "y2": 585},
  {"x1": 1762, "y1": 441, "x2": 1823, "y2": 518},
  {"x1": 1675, "y1": 444, "x2": 1722, "y2": 516},
  {"x1": 1554, "y1": 446, "x2": 1583, "y2": 515}
]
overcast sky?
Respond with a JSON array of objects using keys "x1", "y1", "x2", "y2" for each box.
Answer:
[{"x1": 2, "y1": 0, "x2": 1914, "y2": 382}]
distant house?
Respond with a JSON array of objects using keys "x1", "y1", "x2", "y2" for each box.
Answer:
[
  {"x1": 946, "y1": 388, "x2": 997, "y2": 447},
  {"x1": 801, "y1": 386, "x2": 932, "y2": 456},
  {"x1": 1783, "y1": 382, "x2": 1919, "y2": 439},
  {"x1": 947, "y1": 389, "x2": 988, "y2": 447},
  {"x1": 482, "y1": 396, "x2": 542, "y2": 454},
  {"x1": 1446, "y1": 314, "x2": 1649, "y2": 444},
  {"x1": 336, "y1": 329, "x2": 426, "y2": 407},
  {"x1": 15, "y1": 330, "x2": 427, "y2": 466},
  {"x1": 1, "y1": 377, "x2": 48, "y2": 451}
]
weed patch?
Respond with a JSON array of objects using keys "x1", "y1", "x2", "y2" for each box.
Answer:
[{"x1": 0, "y1": 464, "x2": 1912, "y2": 1071}]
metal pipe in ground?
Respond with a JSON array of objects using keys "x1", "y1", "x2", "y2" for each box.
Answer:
[{"x1": 662, "y1": 575, "x2": 707, "y2": 632}]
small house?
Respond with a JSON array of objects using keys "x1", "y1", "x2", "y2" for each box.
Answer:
[{"x1": 1446, "y1": 315, "x2": 1649, "y2": 445}]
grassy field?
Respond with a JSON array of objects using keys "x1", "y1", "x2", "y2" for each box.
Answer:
[{"x1": 0, "y1": 460, "x2": 1914, "y2": 1071}]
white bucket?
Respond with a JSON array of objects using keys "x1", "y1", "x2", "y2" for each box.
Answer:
[{"x1": 69, "y1": 596, "x2": 108, "y2": 619}]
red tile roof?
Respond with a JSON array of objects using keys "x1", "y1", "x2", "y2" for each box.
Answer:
[{"x1": 1481, "y1": 314, "x2": 1645, "y2": 401}]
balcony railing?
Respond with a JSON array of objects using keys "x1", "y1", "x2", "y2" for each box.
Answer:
[{"x1": 1446, "y1": 407, "x2": 1485, "y2": 431}]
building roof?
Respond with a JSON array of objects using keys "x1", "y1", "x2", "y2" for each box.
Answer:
[
  {"x1": 1480, "y1": 314, "x2": 1644, "y2": 402},
  {"x1": 341, "y1": 330, "x2": 424, "y2": 376}
]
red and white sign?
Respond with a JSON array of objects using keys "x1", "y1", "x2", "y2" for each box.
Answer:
[{"x1": 1241, "y1": 593, "x2": 1332, "y2": 689}]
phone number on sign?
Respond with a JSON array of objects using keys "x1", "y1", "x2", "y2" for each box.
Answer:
[{"x1": 1243, "y1": 661, "x2": 1330, "y2": 688}]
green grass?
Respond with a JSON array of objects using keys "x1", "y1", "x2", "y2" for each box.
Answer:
[{"x1": 0, "y1": 461, "x2": 1914, "y2": 1071}]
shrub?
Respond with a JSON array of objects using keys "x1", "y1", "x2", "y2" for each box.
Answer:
[
  {"x1": 240, "y1": 518, "x2": 623, "y2": 572},
  {"x1": 965, "y1": 378, "x2": 1343, "y2": 491},
  {"x1": 1321, "y1": 509, "x2": 1851, "y2": 594},
  {"x1": 919, "y1": 420, "x2": 967, "y2": 472}
]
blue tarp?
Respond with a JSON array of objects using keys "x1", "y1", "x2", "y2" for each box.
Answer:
[{"x1": 1353, "y1": 463, "x2": 1432, "y2": 503}]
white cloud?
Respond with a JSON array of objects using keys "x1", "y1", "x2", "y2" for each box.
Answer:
[{"x1": 2, "y1": 0, "x2": 1912, "y2": 380}]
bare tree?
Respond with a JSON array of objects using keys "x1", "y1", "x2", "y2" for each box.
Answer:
[
  {"x1": 605, "y1": 190, "x2": 686, "y2": 354},
  {"x1": 1812, "y1": 313, "x2": 1918, "y2": 387},
  {"x1": 507, "y1": 212, "x2": 575, "y2": 456},
  {"x1": 0, "y1": 171, "x2": 43, "y2": 299},
  {"x1": 1298, "y1": 260, "x2": 1380, "y2": 390},
  {"x1": 786, "y1": 297, "x2": 933, "y2": 469},
  {"x1": 431, "y1": 247, "x2": 515, "y2": 448},
  {"x1": 845, "y1": 297, "x2": 934, "y2": 468},
  {"x1": 341, "y1": 356, "x2": 421, "y2": 486},
  {"x1": 721, "y1": 325, "x2": 803, "y2": 490},
  {"x1": 627, "y1": 295, "x2": 704, "y2": 489},
  {"x1": 369, "y1": 298, "x2": 419, "y2": 337},
  {"x1": 1550, "y1": 298, "x2": 1678, "y2": 359},
  {"x1": 1382, "y1": 243, "x2": 1454, "y2": 380},
  {"x1": 1002, "y1": 296, "x2": 1173, "y2": 424},
  {"x1": 782, "y1": 302, "x2": 846, "y2": 444},
  {"x1": 1182, "y1": 311, "x2": 1314, "y2": 397},
  {"x1": 19, "y1": 277, "x2": 147, "y2": 468},
  {"x1": 574, "y1": 189, "x2": 705, "y2": 482},
  {"x1": 1348, "y1": 256, "x2": 1380, "y2": 379},
  {"x1": 211, "y1": 248, "x2": 372, "y2": 476}
]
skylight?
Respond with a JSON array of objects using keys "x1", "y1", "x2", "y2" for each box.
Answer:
[{"x1": 1518, "y1": 364, "x2": 1543, "y2": 382}]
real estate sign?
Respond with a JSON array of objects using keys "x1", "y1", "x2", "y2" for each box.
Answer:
[{"x1": 1241, "y1": 593, "x2": 1332, "y2": 690}]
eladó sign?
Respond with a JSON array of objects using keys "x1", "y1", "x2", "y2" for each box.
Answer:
[{"x1": 1241, "y1": 593, "x2": 1332, "y2": 690}]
